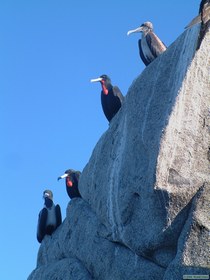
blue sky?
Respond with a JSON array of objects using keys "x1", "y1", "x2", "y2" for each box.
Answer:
[{"x1": 0, "y1": 1, "x2": 199, "y2": 279}]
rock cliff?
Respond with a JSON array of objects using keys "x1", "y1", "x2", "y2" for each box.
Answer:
[{"x1": 28, "y1": 24, "x2": 210, "y2": 280}]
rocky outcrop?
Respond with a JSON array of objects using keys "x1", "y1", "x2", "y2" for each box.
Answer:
[{"x1": 28, "y1": 23, "x2": 210, "y2": 280}]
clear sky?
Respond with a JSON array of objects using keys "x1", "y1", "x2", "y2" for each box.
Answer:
[{"x1": 0, "y1": 0, "x2": 199, "y2": 279}]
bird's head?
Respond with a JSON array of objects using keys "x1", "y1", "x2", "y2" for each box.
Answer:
[
  {"x1": 57, "y1": 169, "x2": 80, "y2": 188},
  {"x1": 90, "y1": 74, "x2": 112, "y2": 94},
  {"x1": 43, "y1": 189, "x2": 53, "y2": 200},
  {"x1": 91, "y1": 74, "x2": 111, "y2": 86},
  {"x1": 127, "y1": 21, "x2": 153, "y2": 36}
]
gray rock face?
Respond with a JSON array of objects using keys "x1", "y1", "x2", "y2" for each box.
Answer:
[{"x1": 28, "y1": 25, "x2": 210, "y2": 280}]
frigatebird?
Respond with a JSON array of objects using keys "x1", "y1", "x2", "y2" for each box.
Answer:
[
  {"x1": 127, "y1": 21, "x2": 167, "y2": 66},
  {"x1": 37, "y1": 190, "x2": 62, "y2": 243},
  {"x1": 58, "y1": 169, "x2": 81, "y2": 199},
  {"x1": 199, "y1": 0, "x2": 210, "y2": 22},
  {"x1": 185, "y1": 0, "x2": 210, "y2": 28},
  {"x1": 90, "y1": 74, "x2": 124, "y2": 122}
]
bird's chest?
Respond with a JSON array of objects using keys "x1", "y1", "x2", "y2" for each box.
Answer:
[
  {"x1": 101, "y1": 89, "x2": 121, "y2": 121},
  {"x1": 101, "y1": 90, "x2": 117, "y2": 108},
  {"x1": 45, "y1": 205, "x2": 56, "y2": 226},
  {"x1": 66, "y1": 177, "x2": 78, "y2": 196}
]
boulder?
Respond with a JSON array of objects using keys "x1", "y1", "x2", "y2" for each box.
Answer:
[{"x1": 28, "y1": 24, "x2": 210, "y2": 280}]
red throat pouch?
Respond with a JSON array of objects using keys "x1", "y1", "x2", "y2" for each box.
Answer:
[
  {"x1": 67, "y1": 178, "x2": 73, "y2": 187},
  {"x1": 102, "y1": 84, "x2": 108, "y2": 95}
]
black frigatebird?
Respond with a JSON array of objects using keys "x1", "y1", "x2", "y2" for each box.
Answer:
[
  {"x1": 90, "y1": 74, "x2": 124, "y2": 122},
  {"x1": 127, "y1": 21, "x2": 167, "y2": 66},
  {"x1": 37, "y1": 190, "x2": 62, "y2": 243},
  {"x1": 57, "y1": 169, "x2": 81, "y2": 199}
]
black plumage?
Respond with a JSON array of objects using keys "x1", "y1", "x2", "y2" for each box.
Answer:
[
  {"x1": 37, "y1": 190, "x2": 62, "y2": 243},
  {"x1": 127, "y1": 21, "x2": 166, "y2": 66},
  {"x1": 90, "y1": 74, "x2": 124, "y2": 122},
  {"x1": 57, "y1": 169, "x2": 81, "y2": 199}
]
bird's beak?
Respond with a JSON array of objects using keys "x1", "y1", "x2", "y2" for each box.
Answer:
[
  {"x1": 57, "y1": 173, "x2": 68, "y2": 181},
  {"x1": 127, "y1": 27, "x2": 143, "y2": 36},
  {"x1": 185, "y1": 14, "x2": 201, "y2": 29},
  {"x1": 90, "y1": 77, "x2": 103, "y2": 83}
]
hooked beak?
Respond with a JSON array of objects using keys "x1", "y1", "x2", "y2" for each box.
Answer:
[
  {"x1": 127, "y1": 26, "x2": 143, "y2": 36},
  {"x1": 43, "y1": 193, "x2": 50, "y2": 199},
  {"x1": 57, "y1": 173, "x2": 68, "y2": 181},
  {"x1": 90, "y1": 77, "x2": 103, "y2": 83},
  {"x1": 185, "y1": 14, "x2": 201, "y2": 29}
]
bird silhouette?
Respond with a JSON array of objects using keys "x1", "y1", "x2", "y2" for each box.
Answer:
[
  {"x1": 90, "y1": 74, "x2": 124, "y2": 122},
  {"x1": 127, "y1": 21, "x2": 166, "y2": 66},
  {"x1": 58, "y1": 169, "x2": 81, "y2": 199},
  {"x1": 37, "y1": 190, "x2": 62, "y2": 243}
]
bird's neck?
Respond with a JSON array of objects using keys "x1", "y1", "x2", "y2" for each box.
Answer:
[
  {"x1": 101, "y1": 83, "x2": 109, "y2": 95},
  {"x1": 45, "y1": 197, "x2": 53, "y2": 208},
  {"x1": 142, "y1": 30, "x2": 151, "y2": 36},
  {"x1": 66, "y1": 177, "x2": 73, "y2": 187}
]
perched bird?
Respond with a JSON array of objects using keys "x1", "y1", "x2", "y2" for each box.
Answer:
[
  {"x1": 37, "y1": 190, "x2": 62, "y2": 243},
  {"x1": 185, "y1": 0, "x2": 210, "y2": 28},
  {"x1": 185, "y1": 0, "x2": 210, "y2": 49},
  {"x1": 90, "y1": 74, "x2": 124, "y2": 122},
  {"x1": 57, "y1": 169, "x2": 81, "y2": 199},
  {"x1": 127, "y1": 21, "x2": 167, "y2": 66},
  {"x1": 199, "y1": 0, "x2": 210, "y2": 23}
]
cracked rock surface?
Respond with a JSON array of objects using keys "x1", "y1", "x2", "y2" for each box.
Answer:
[{"x1": 28, "y1": 24, "x2": 210, "y2": 280}]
